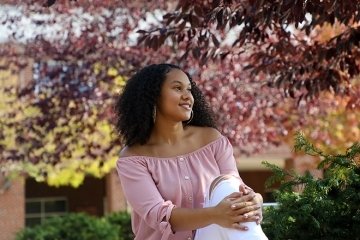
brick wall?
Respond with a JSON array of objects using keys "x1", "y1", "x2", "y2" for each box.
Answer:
[
  {"x1": 0, "y1": 178, "x2": 25, "y2": 240},
  {"x1": 0, "y1": 55, "x2": 31, "y2": 240},
  {"x1": 105, "y1": 170, "x2": 128, "y2": 213}
]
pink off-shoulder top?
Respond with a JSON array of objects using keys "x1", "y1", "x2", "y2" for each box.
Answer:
[{"x1": 116, "y1": 135, "x2": 243, "y2": 240}]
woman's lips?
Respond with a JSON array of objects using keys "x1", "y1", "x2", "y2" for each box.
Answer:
[{"x1": 179, "y1": 104, "x2": 192, "y2": 110}]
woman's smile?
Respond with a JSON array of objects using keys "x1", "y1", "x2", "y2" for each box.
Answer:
[{"x1": 179, "y1": 103, "x2": 192, "y2": 111}]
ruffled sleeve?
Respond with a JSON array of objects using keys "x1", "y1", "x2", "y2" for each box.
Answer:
[{"x1": 116, "y1": 157, "x2": 176, "y2": 239}]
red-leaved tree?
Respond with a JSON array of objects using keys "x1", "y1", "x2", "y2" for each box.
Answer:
[{"x1": 0, "y1": 0, "x2": 359, "y2": 185}]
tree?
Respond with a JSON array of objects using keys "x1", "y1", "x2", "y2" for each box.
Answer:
[
  {"x1": 262, "y1": 132, "x2": 360, "y2": 239},
  {"x1": 282, "y1": 79, "x2": 360, "y2": 154},
  {"x1": 139, "y1": 0, "x2": 360, "y2": 102},
  {"x1": 0, "y1": 0, "x2": 359, "y2": 185},
  {"x1": 0, "y1": 66, "x2": 125, "y2": 187},
  {"x1": 280, "y1": 23, "x2": 360, "y2": 153},
  {"x1": 0, "y1": 0, "x2": 185, "y2": 185}
]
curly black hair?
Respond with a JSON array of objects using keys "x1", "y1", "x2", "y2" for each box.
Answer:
[{"x1": 115, "y1": 63, "x2": 217, "y2": 146}]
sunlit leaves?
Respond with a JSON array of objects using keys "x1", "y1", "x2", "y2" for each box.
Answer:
[
  {"x1": 281, "y1": 77, "x2": 360, "y2": 154},
  {"x1": 0, "y1": 65, "x2": 123, "y2": 186}
]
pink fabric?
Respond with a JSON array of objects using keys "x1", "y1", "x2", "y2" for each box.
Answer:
[{"x1": 116, "y1": 135, "x2": 242, "y2": 240}]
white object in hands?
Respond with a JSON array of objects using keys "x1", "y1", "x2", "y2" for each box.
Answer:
[{"x1": 194, "y1": 177, "x2": 268, "y2": 240}]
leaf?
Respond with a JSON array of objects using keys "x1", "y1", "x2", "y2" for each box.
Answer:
[
  {"x1": 137, "y1": 35, "x2": 147, "y2": 45},
  {"x1": 136, "y1": 30, "x2": 148, "y2": 34},
  {"x1": 212, "y1": 0, "x2": 221, "y2": 8},
  {"x1": 44, "y1": 0, "x2": 56, "y2": 7},
  {"x1": 192, "y1": 47, "x2": 201, "y2": 59},
  {"x1": 216, "y1": 9, "x2": 224, "y2": 27},
  {"x1": 289, "y1": 88, "x2": 295, "y2": 98},
  {"x1": 179, "y1": 20, "x2": 186, "y2": 31},
  {"x1": 194, "y1": 5, "x2": 204, "y2": 16},
  {"x1": 212, "y1": 34, "x2": 220, "y2": 47},
  {"x1": 200, "y1": 52, "x2": 208, "y2": 65},
  {"x1": 163, "y1": 13, "x2": 173, "y2": 19}
]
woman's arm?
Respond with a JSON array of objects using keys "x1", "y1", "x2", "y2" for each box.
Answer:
[
  {"x1": 117, "y1": 157, "x2": 257, "y2": 237},
  {"x1": 208, "y1": 129, "x2": 264, "y2": 225},
  {"x1": 170, "y1": 192, "x2": 257, "y2": 231}
]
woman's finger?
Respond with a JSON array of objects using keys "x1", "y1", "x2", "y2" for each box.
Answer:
[
  {"x1": 254, "y1": 210, "x2": 263, "y2": 224},
  {"x1": 225, "y1": 192, "x2": 243, "y2": 200},
  {"x1": 230, "y1": 198, "x2": 257, "y2": 210},
  {"x1": 232, "y1": 204, "x2": 260, "y2": 215},
  {"x1": 232, "y1": 213, "x2": 259, "y2": 223},
  {"x1": 244, "y1": 209, "x2": 263, "y2": 224},
  {"x1": 230, "y1": 192, "x2": 256, "y2": 204},
  {"x1": 231, "y1": 222, "x2": 249, "y2": 231},
  {"x1": 240, "y1": 215, "x2": 260, "y2": 223},
  {"x1": 238, "y1": 184, "x2": 253, "y2": 195}
]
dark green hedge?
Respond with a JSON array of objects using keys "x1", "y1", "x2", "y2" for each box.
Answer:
[
  {"x1": 105, "y1": 211, "x2": 134, "y2": 240},
  {"x1": 16, "y1": 213, "x2": 118, "y2": 240},
  {"x1": 16, "y1": 211, "x2": 133, "y2": 240}
]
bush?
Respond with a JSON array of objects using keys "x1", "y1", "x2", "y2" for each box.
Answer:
[
  {"x1": 105, "y1": 211, "x2": 134, "y2": 240},
  {"x1": 262, "y1": 132, "x2": 360, "y2": 240},
  {"x1": 16, "y1": 213, "x2": 119, "y2": 240}
]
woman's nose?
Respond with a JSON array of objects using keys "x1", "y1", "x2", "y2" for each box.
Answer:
[{"x1": 181, "y1": 90, "x2": 192, "y2": 99}]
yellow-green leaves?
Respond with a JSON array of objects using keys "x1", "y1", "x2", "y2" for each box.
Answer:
[{"x1": 0, "y1": 66, "x2": 126, "y2": 187}]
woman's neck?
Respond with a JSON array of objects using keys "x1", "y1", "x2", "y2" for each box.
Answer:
[{"x1": 150, "y1": 120, "x2": 186, "y2": 145}]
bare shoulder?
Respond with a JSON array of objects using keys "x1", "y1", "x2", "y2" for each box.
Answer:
[{"x1": 187, "y1": 126, "x2": 222, "y2": 145}]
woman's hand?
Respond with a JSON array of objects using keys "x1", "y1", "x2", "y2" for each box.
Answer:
[
  {"x1": 253, "y1": 193, "x2": 264, "y2": 224},
  {"x1": 227, "y1": 190, "x2": 262, "y2": 224},
  {"x1": 236, "y1": 184, "x2": 264, "y2": 224},
  {"x1": 211, "y1": 192, "x2": 258, "y2": 231}
]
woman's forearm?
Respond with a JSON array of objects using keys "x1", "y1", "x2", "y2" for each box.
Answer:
[
  {"x1": 169, "y1": 191, "x2": 255, "y2": 231},
  {"x1": 169, "y1": 207, "x2": 216, "y2": 231},
  {"x1": 169, "y1": 192, "x2": 264, "y2": 232}
]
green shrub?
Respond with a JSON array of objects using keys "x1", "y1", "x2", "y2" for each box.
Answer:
[
  {"x1": 105, "y1": 211, "x2": 134, "y2": 240},
  {"x1": 262, "y1": 132, "x2": 360, "y2": 240},
  {"x1": 16, "y1": 213, "x2": 119, "y2": 240}
]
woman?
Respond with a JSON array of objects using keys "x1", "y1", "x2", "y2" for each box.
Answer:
[{"x1": 115, "y1": 64, "x2": 268, "y2": 240}]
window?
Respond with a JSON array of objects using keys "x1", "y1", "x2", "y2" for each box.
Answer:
[{"x1": 25, "y1": 197, "x2": 68, "y2": 227}]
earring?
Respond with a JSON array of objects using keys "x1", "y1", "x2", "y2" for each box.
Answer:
[
  {"x1": 186, "y1": 110, "x2": 193, "y2": 125},
  {"x1": 153, "y1": 107, "x2": 157, "y2": 123}
]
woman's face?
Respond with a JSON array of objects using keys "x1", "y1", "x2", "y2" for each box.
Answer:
[{"x1": 156, "y1": 68, "x2": 194, "y2": 123}]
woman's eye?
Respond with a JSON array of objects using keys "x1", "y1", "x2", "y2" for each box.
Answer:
[{"x1": 175, "y1": 86, "x2": 182, "y2": 91}]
